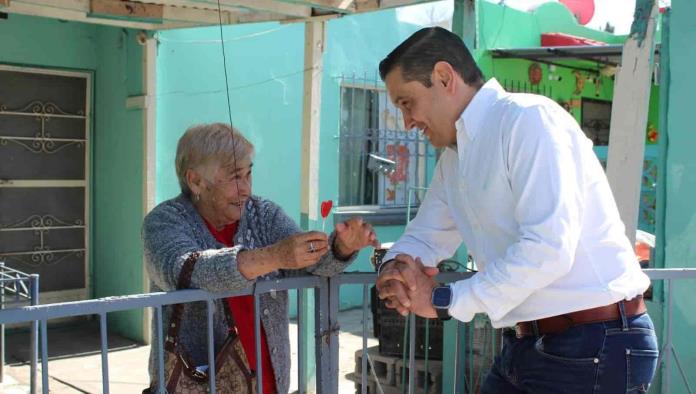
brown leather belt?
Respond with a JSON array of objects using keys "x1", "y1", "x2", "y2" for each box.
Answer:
[{"x1": 514, "y1": 296, "x2": 647, "y2": 338}]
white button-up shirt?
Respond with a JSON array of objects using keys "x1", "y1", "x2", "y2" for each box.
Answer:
[{"x1": 384, "y1": 78, "x2": 650, "y2": 328}]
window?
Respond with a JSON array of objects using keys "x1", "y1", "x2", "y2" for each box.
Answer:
[
  {"x1": 581, "y1": 99, "x2": 612, "y2": 146},
  {"x1": 337, "y1": 83, "x2": 437, "y2": 223}
]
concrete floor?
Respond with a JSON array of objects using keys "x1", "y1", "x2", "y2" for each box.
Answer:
[{"x1": 1, "y1": 308, "x2": 376, "y2": 393}]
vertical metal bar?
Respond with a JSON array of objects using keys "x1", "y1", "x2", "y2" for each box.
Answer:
[
  {"x1": 298, "y1": 290, "x2": 306, "y2": 394},
  {"x1": 206, "y1": 299, "x2": 217, "y2": 394},
  {"x1": 99, "y1": 313, "x2": 110, "y2": 394},
  {"x1": 254, "y1": 293, "x2": 263, "y2": 394},
  {"x1": 408, "y1": 312, "x2": 416, "y2": 394},
  {"x1": 452, "y1": 321, "x2": 460, "y2": 394},
  {"x1": 40, "y1": 319, "x2": 48, "y2": 394},
  {"x1": 663, "y1": 279, "x2": 673, "y2": 394},
  {"x1": 315, "y1": 278, "x2": 330, "y2": 393},
  {"x1": 328, "y1": 278, "x2": 340, "y2": 394},
  {"x1": 0, "y1": 263, "x2": 4, "y2": 384},
  {"x1": 30, "y1": 274, "x2": 39, "y2": 394},
  {"x1": 361, "y1": 285, "x2": 368, "y2": 394},
  {"x1": 465, "y1": 319, "x2": 472, "y2": 393},
  {"x1": 155, "y1": 306, "x2": 165, "y2": 394}
]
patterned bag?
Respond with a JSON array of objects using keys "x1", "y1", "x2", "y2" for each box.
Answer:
[{"x1": 146, "y1": 252, "x2": 257, "y2": 394}]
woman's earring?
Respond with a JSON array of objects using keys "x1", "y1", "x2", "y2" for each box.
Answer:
[{"x1": 194, "y1": 193, "x2": 200, "y2": 202}]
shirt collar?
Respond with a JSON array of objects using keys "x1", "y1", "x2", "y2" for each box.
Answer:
[{"x1": 455, "y1": 78, "x2": 506, "y2": 145}]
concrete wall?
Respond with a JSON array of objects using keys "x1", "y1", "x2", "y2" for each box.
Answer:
[{"x1": 0, "y1": 14, "x2": 146, "y2": 341}]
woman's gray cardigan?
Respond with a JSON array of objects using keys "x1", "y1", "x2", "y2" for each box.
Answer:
[{"x1": 142, "y1": 194, "x2": 356, "y2": 393}]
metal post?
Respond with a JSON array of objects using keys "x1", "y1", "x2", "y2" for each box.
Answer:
[
  {"x1": 314, "y1": 278, "x2": 330, "y2": 393},
  {"x1": 328, "y1": 278, "x2": 340, "y2": 394},
  {"x1": 0, "y1": 262, "x2": 5, "y2": 384},
  {"x1": 663, "y1": 279, "x2": 673, "y2": 393},
  {"x1": 155, "y1": 306, "x2": 165, "y2": 394},
  {"x1": 361, "y1": 285, "x2": 368, "y2": 394},
  {"x1": 206, "y1": 299, "x2": 217, "y2": 394},
  {"x1": 298, "y1": 290, "x2": 306, "y2": 394},
  {"x1": 453, "y1": 321, "x2": 459, "y2": 394},
  {"x1": 254, "y1": 293, "x2": 263, "y2": 394},
  {"x1": 408, "y1": 313, "x2": 416, "y2": 394},
  {"x1": 40, "y1": 319, "x2": 48, "y2": 393},
  {"x1": 30, "y1": 274, "x2": 39, "y2": 394},
  {"x1": 99, "y1": 313, "x2": 110, "y2": 394}
]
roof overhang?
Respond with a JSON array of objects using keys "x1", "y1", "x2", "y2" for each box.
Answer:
[
  {"x1": 0, "y1": 0, "x2": 439, "y2": 30},
  {"x1": 491, "y1": 44, "x2": 661, "y2": 70}
]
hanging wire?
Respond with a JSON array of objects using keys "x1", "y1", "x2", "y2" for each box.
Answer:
[{"x1": 215, "y1": 0, "x2": 243, "y2": 220}]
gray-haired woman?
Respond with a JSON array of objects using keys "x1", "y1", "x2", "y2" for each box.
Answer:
[{"x1": 143, "y1": 123, "x2": 378, "y2": 393}]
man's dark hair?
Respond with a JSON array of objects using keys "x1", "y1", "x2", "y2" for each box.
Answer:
[{"x1": 379, "y1": 27, "x2": 484, "y2": 87}]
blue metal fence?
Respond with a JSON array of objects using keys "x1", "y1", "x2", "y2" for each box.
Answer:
[
  {"x1": 0, "y1": 269, "x2": 694, "y2": 394},
  {"x1": 0, "y1": 262, "x2": 39, "y2": 392}
]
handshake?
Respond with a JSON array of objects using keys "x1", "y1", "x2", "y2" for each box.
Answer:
[{"x1": 375, "y1": 254, "x2": 442, "y2": 319}]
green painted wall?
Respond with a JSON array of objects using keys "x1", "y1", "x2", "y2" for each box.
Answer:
[
  {"x1": 661, "y1": 1, "x2": 696, "y2": 391},
  {"x1": 0, "y1": 15, "x2": 145, "y2": 341},
  {"x1": 91, "y1": 27, "x2": 146, "y2": 342}
]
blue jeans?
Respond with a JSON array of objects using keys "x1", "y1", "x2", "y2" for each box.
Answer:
[{"x1": 481, "y1": 309, "x2": 658, "y2": 394}]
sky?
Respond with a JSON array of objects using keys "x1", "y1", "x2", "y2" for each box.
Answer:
[{"x1": 396, "y1": 0, "x2": 671, "y2": 35}]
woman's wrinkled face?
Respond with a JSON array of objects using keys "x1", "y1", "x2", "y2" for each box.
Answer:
[{"x1": 195, "y1": 159, "x2": 253, "y2": 227}]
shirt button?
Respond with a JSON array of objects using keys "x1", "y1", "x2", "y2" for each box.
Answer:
[
  {"x1": 272, "y1": 347, "x2": 277, "y2": 355},
  {"x1": 263, "y1": 308, "x2": 270, "y2": 316},
  {"x1": 270, "y1": 290, "x2": 277, "y2": 299}
]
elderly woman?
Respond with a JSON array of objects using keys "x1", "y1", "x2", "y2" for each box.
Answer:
[{"x1": 143, "y1": 123, "x2": 378, "y2": 393}]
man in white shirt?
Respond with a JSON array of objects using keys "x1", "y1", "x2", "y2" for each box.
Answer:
[{"x1": 375, "y1": 27, "x2": 658, "y2": 393}]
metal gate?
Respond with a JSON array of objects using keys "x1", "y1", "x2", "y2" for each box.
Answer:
[{"x1": 0, "y1": 65, "x2": 90, "y2": 304}]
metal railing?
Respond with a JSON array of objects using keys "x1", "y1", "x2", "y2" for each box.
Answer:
[
  {"x1": 0, "y1": 268, "x2": 694, "y2": 393},
  {"x1": 0, "y1": 262, "x2": 39, "y2": 390}
]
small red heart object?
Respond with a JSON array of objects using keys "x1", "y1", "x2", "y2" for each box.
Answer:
[{"x1": 321, "y1": 200, "x2": 333, "y2": 219}]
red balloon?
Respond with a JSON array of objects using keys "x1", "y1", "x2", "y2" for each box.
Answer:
[
  {"x1": 559, "y1": 0, "x2": 595, "y2": 25},
  {"x1": 321, "y1": 200, "x2": 333, "y2": 219}
]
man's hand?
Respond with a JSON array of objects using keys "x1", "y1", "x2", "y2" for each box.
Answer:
[{"x1": 376, "y1": 254, "x2": 439, "y2": 316}]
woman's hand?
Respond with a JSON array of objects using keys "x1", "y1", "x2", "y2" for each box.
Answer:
[
  {"x1": 238, "y1": 231, "x2": 329, "y2": 279},
  {"x1": 272, "y1": 231, "x2": 330, "y2": 269},
  {"x1": 333, "y1": 217, "x2": 380, "y2": 259}
]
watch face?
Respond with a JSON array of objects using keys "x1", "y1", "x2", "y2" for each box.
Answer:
[{"x1": 432, "y1": 286, "x2": 452, "y2": 308}]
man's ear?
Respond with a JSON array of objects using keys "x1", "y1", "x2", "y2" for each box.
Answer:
[{"x1": 432, "y1": 61, "x2": 455, "y2": 92}]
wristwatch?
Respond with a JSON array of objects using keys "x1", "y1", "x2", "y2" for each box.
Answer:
[{"x1": 431, "y1": 285, "x2": 452, "y2": 320}]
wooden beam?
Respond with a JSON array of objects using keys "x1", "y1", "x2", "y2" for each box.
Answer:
[
  {"x1": 300, "y1": 20, "x2": 325, "y2": 228},
  {"x1": 90, "y1": 0, "x2": 164, "y2": 21},
  {"x1": 276, "y1": 0, "x2": 357, "y2": 13},
  {"x1": 141, "y1": 35, "x2": 157, "y2": 345},
  {"x1": 165, "y1": 0, "x2": 311, "y2": 18},
  {"x1": 6, "y1": 1, "x2": 165, "y2": 29},
  {"x1": 279, "y1": 0, "x2": 438, "y2": 14},
  {"x1": 8, "y1": 0, "x2": 305, "y2": 27},
  {"x1": 605, "y1": 0, "x2": 659, "y2": 244}
]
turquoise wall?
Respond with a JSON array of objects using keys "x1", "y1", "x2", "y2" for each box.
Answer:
[
  {"x1": 155, "y1": 10, "x2": 441, "y2": 314},
  {"x1": 662, "y1": 1, "x2": 696, "y2": 391},
  {"x1": 0, "y1": 15, "x2": 145, "y2": 341}
]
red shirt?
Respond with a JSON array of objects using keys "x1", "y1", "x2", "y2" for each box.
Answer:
[{"x1": 203, "y1": 220, "x2": 277, "y2": 394}]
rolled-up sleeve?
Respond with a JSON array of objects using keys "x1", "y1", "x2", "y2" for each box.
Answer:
[{"x1": 383, "y1": 155, "x2": 463, "y2": 268}]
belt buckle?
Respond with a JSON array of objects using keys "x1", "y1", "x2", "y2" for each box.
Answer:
[{"x1": 514, "y1": 324, "x2": 523, "y2": 339}]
